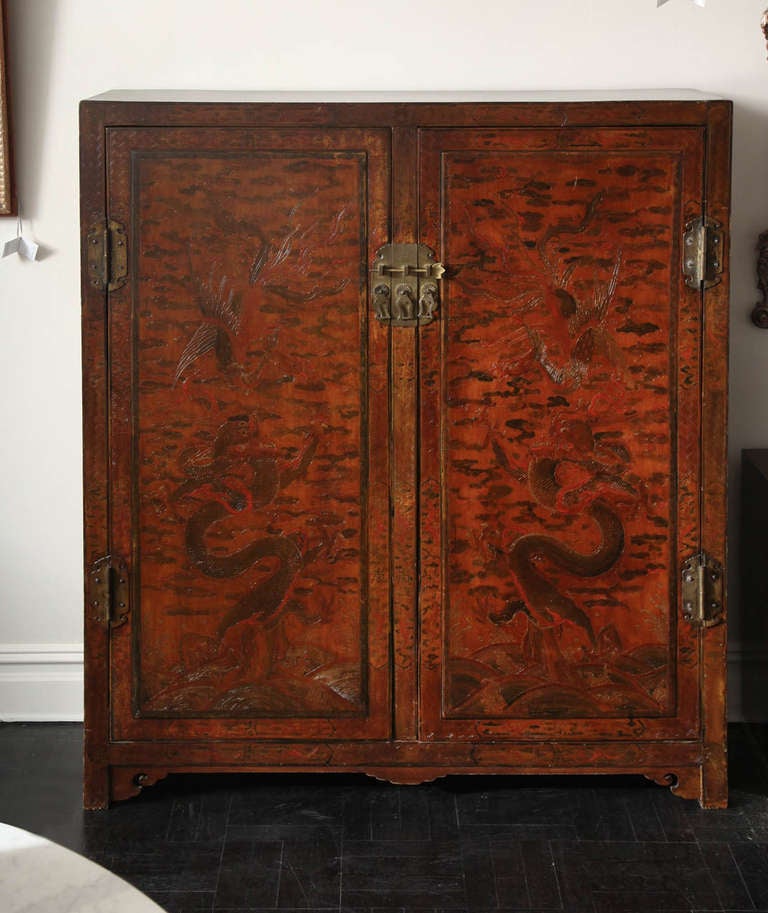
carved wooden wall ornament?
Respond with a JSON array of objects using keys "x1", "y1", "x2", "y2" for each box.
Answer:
[
  {"x1": 751, "y1": 230, "x2": 768, "y2": 327},
  {"x1": 80, "y1": 92, "x2": 731, "y2": 809},
  {"x1": 762, "y1": 7, "x2": 768, "y2": 57}
]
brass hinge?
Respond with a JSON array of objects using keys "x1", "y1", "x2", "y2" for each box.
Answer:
[
  {"x1": 371, "y1": 242, "x2": 445, "y2": 326},
  {"x1": 681, "y1": 552, "x2": 724, "y2": 629},
  {"x1": 86, "y1": 219, "x2": 128, "y2": 292},
  {"x1": 682, "y1": 217, "x2": 723, "y2": 290},
  {"x1": 88, "y1": 555, "x2": 129, "y2": 629}
]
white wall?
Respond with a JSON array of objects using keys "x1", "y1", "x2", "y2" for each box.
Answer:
[{"x1": 1, "y1": 0, "x2": 767, "y2": 721}]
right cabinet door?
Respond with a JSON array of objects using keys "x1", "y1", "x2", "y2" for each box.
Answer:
[{"x1": 418, "y1": 125, "x2": 707, "y2": 742}]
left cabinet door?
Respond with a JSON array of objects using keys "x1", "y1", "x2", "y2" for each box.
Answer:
[{"x1": 98, "y1": 126, "x2": 392, "y2": 742}]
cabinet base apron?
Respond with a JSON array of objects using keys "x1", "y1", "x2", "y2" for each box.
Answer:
[{"x1": 84, "y1": 740, "x2": 726, "y2": 809}]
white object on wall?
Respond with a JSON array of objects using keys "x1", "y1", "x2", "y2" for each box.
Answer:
[
  {"x1": 658, "y1": 0, "x2": 706, "y2": 8},
  {"x1": 2, "y1": 216, "x2": 37, "y2": 261}
]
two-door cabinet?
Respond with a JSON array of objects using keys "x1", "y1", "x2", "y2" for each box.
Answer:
[{"x1": 80, "y1": 92, "x2": 731, "y2": 808}]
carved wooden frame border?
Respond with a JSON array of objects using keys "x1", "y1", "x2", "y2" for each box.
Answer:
[{"x1": 0, "y1": 0, "x2": 14, "y2": 216}]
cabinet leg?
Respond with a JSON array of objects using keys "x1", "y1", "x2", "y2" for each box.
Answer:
[
  {"x1": 700, "y1": 749, "x2": 728, "y2": 809},
  {"x1": 83, "y1": 762, "x2": 110, "y2": 810}
]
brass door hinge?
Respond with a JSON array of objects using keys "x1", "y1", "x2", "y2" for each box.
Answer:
[
  {"x1": 682, "y1": 217, "x2": 723, "y2": 290},
  {"x1": 681, "y1": 552, "x2": 724, "y2": 629},
  {"x1": 86, "y1": 219, "x2": 128, "y2": 292},
  {"x1": 88, "y1": 555, "x2": 129, "y2": 629},
  {"x1": 371, "y1": 243, "x2": 444, "y2": 326}
]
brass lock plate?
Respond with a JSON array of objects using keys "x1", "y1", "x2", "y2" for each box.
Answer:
[{"x1": 371, "y1": 243, "x2": 444, "y2": 326}]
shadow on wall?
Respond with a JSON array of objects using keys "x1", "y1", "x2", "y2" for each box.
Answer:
[{"x1": 6, "y1": 0, "x2": 60, "y2": 221}]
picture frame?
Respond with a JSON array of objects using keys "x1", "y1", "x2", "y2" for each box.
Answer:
[{"x1": 0, "y1": 0, "x2": 14, "y2": 216}]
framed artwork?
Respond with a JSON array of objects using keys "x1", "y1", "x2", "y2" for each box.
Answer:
[{"x1": 0, "y1": 0, "x2": 13, "y2": 216}]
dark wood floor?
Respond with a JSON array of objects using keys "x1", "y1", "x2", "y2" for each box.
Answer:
[{"x1": 1, "y1": 724, "x2": 768, "y2": 912}]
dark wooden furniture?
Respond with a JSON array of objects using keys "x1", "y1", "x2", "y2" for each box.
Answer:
[
  {"x1": 740, "y1": 450, "x2": 768, "y2": 720},
  {"x1": 0, "y1": 0, "x2": 14, "y2": 216},
  {"x1": 80, "y1": 92, "x2": 731, "y2": 808}
]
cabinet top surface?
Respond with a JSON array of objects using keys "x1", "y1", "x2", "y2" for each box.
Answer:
[{"x1": 86, "y1": 89, "x2": 722, "y2": 104}]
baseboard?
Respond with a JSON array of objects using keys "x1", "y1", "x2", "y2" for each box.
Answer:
[
  {"x1": 0, "y1": 641, "x2": 761, "y2": 723},
  {"x1": 0, "y1": 644, "x2": 84, "y2": 722}
]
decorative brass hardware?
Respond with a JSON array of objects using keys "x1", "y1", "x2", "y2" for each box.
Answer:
[
  {"x1": 681, "y1": 552, "x2": 724, "y2": 629},
  {"x1": 87, "y1": 219, "x2": 128, "y2": 292},
  {"x1": 682, "y1": 217, "x2": 723, "y2": 290},
  {"x1": 88, "y1": 555, "x2": 129, "y2": 628},
  {"x1": 371, "y1": 243, "x2": 444, "y2": 326}
]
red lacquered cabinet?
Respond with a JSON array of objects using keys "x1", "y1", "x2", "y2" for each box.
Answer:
[{"x1": 80, "y1": 92, "x2": 731, "y2": 808}]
